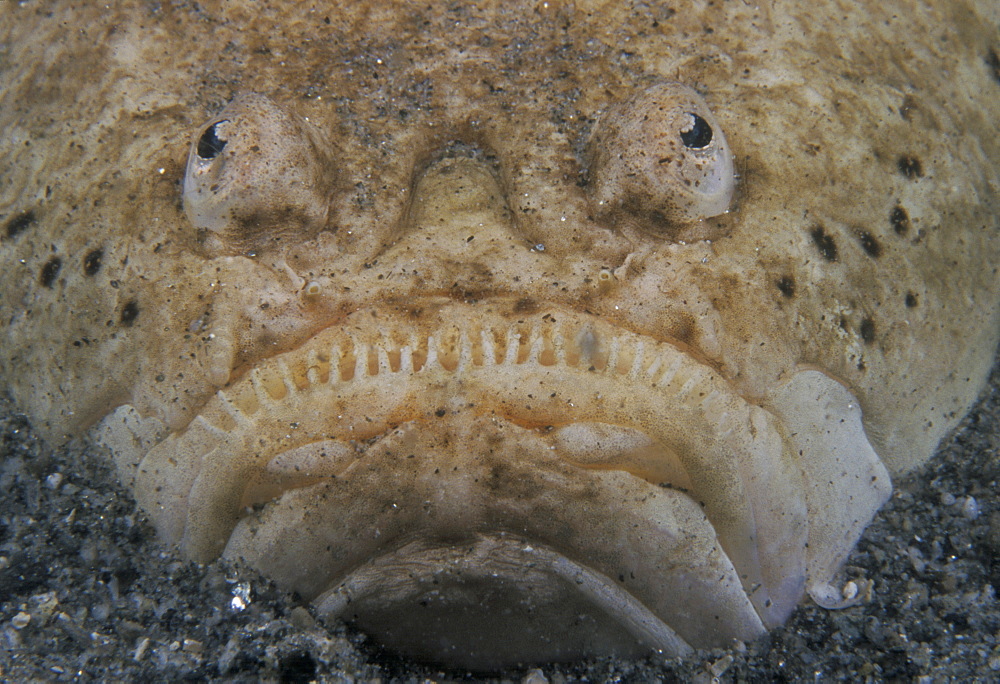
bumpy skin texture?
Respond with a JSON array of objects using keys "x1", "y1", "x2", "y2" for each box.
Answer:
[{"x1": 1, "y1": 0, "x2": 998, "y2": 668}]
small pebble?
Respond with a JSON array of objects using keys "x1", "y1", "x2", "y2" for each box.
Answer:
[
  {"x1": 710, "y1": 654, "x2": 734, "y2": 676},
  {"x1": 290, "y1": 605, "x2": 318, "y2": 630},
  {"x1": 133, "y1": 636, "x2": 150, "y2": 661},
  {"x1": 842, "y1": 580, "x2": 859, "y2": 600},
  {"x1": 961, "y1": 496, "x2": 979, "y2": 520},
  {"x1": 44, "y1": 472, "x2": 63, "y2": 489},
  {"x1": 522, "y1": 668, "x2": 548, "y2": 684},
  {"x1": 11, "y1": 612, "x2": 30, "y2": 629}
]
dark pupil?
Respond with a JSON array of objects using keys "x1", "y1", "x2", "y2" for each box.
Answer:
[
  {"x1": 680, "y1": 113, "x2": 713, "y2": 149},
  {"x1": 197, "y1": 121, "x2": 229, "y2": 159}
]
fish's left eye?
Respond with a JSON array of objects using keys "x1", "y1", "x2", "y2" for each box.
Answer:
[
  {"x1": 680, "y1": 113, "x2": 713, "y2": 149},
  {"x1": 587, "y1": 81, "x2": 735, "y2": 229}
]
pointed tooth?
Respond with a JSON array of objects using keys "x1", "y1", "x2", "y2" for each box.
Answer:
[
  {"x1": 399, "y1": 345, "x2": 414, "y2": 373},
  {"x1": 503, "y1": 328, "x2": 520, "y2": 365},
  {"x1": 628, "y1": 340, "x2": 645, "y2": 380},
  {"x1": 276, "y1": 358, "x2": 296, "y2": 393},
  {"x1": 644, "y1": 353, "x2": 663, "y2": 380},
  {"x1": 527, "y1": 331, "x2": 545, "y2": 364},
  {"x1": 655, "y1": 355, "x2": 684, "y2": 388},
  {"x1": 480, "y1": 329, "x2": 497, "y2": 366},
  {"x1": 354, "y1": 343, "x2": 370, "y2": 378},
  {"x1": 456, "y1": 329, "x2": 473, "y2": 372},
  {"x1": 329, "y1": 344, "x2": 343, "y2": 384},
  {"x1": 605, "y1": 337, "x2": 621, "y2": 374},
  {"x1": 424, "y1": 336, "x2": 439, "y2": 370}
]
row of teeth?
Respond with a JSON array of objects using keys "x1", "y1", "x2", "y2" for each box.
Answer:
[
  {"x1": 213, "y1": 322, "x2": 716, "y2": 412},
  {"x1": 179, "y1": 327, "x2": 725, "y2": 452}
]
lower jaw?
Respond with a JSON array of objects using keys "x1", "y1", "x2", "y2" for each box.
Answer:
[
  {"x1": 218, "y1": 408, "x2": 772, "y2": 665},
  {"x1": 128, "y1": 299, "x2": 815, "y2": 664}
]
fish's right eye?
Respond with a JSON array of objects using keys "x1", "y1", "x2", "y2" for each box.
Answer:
[{"x1": 183, "y1": 94, "x2": 336, "y2": 255}]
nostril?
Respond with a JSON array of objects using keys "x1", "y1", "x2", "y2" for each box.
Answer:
[
  {"x1": 680, "y1": 113, "x2": 713, "y2": 149},
  {"x1": 196, "y1": 121, "x2": 229, "y2": 160}
]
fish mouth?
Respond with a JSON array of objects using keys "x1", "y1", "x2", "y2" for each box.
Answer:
[{"x1": 124, "y1": 298, "x2": 861, "y2": 666}]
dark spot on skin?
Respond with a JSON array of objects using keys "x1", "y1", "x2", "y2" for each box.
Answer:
[
  {"x1": 890, "y1": 206, "x2": 911, "y2": 235},
  {"x1": 83, "y1": 248, "x2": 104, "y2": 276},
  {"x1": 669, "y1": 311, "x2": 698, "y2": 346},
  {"x1": 39, "y1": 256, "x2": 62, "y2": 288},
  {"x1": 776, "y1": 275, "x2": 796, "y2": 297},
  {"x1": 859, "y1": 317, "x2": 876, "y2": 344},
  {"x1": 905, "y1": 292, "x2": 919, "y2": 308},
  {"x1": 680, "y1": 113, "x2": 713, "y2": 148},
  {"x1": 897, "y1": 155, "x2": 923, "y2": 179},
  {"x1": 435, "y1": 408, "x2": 447, "y2": 418},
  {"x1": 809, "y1": 224, "x2": 838, "y2": 262},
  {"x1": 986, "y1": 49, "x2": 1000, "y2": 85},
  {"x1": 513, "y1": 297, "x2": 539, "y2": 314},
  {"x1": 4, "y1": 210, "x2": 36, "y2": 239},
  {"x1": 856, "y1": 229, "x2": 883, "y2": 258},
  {"x1": 196, "y1": 121, "x2": 229, "y2": 160},
  {"x1": 120, "y1": 299, "x2": 140, "y2": 327}
]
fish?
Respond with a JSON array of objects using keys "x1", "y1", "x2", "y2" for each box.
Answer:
[{"x1": 1, "y1": 0, "x2": 998, "y2": 669}]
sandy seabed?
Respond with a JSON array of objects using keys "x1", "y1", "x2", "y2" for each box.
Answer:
[{"x1": 1, "y1": 359, "x2": 998, "y2": 682}]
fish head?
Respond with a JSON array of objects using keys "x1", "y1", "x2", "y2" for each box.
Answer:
[{"x1": 2, "y1": 1, "x2": 998, "y2": 669}]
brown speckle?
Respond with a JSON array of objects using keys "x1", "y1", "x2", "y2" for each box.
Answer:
[
  {"x1": 890, "y1": 206, "x2": 911, "y2": 235},
  {"x1": 513, "y1": 297, "x2": 538, "y2": 314},
  {"x1": 859, "y1": 317, "x2": 876, "y2": 344},
  {"x1": 120, "y1": 299, "x2": 140, "y2": 327},
  {"x1": 986, "y1": 49, "x2": 1000, "y2": 85},
  {"x1": 83, "y1": 248, "x2": 104, "y2": 276},
  {"x1": 856, "y1": 229, "x2": 882, "y2": 258},
  {"x1": 4, "y1": 210, "x2": 36, "y2": 239},
  {"x1": 809, "y1": 224, "x2": 838, "y2": 262},
  {"x1": 39, "y1": 257, "x2": 62, "y2": 288},
  {"x1": 776, "y1": 275, "x2": 796, "y2": 298},
  {"x1": 897, "y1": 155, "x2": 923, "y2": 179}
]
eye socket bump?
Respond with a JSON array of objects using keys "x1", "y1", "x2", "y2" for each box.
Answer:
[
  {"x1": 183, "y1": 94, "x2": 335, "y2": 254},
  {"x1": 587, "y1": 81, "x2": 735, "y2": 226}
]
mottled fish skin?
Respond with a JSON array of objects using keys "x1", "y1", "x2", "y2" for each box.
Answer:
[{"x1": 0, "y1": 0, "x2": 998, "y2": 668}]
